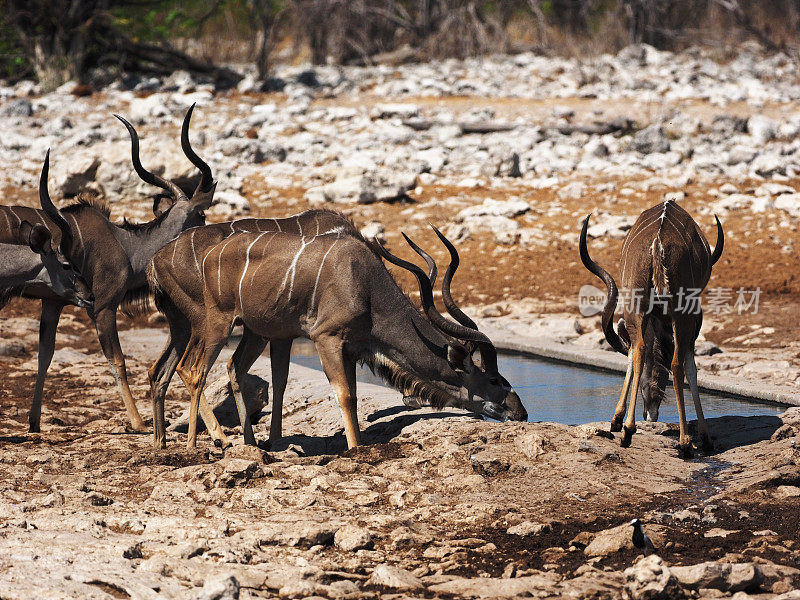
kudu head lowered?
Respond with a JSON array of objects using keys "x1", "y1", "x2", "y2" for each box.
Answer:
[
  {"x1": 379, "y1": 228, "x2": 527, "y2": 422},
  {"x1": 33, "y1": 150, "x2": 93, "y2": 309},
  {"x1": 115, "y1": 103, "x2": 216, "y2": 228}
]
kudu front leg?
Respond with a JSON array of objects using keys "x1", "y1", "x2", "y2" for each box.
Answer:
[
  {"x1": 611, "y1": 350, "x2": 634, "y2": 433},
  {"x1": 671, "y1": 332, "x2": 693, "y2": 459},
  {"x1": 28, "y1": 299, "x2": 64, "y2": 433},
  {"x1": 685, "y1": 352, "x2": 713, "y2": 452},
  {"x1": 621, "y1": 338, "x2": 645, "y2": 448},
  {"x1": 94, "y1": 307, "x2": 146, "y2": 432},
  {"x1": 316, "y1": 336, "x2": 361, "y2": 449}
]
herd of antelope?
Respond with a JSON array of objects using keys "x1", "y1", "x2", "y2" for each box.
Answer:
[{"x1": 0, "y1": 105, "x2": 725, "y2": 459}]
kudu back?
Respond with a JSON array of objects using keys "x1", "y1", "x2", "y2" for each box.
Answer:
[{"x1": 580, "y1": 200, "x2": 723, "y2": 458}]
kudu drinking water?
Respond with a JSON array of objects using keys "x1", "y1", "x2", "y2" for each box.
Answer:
[
  {"x1": 1, "y1": 105, "x2": 215, "y2": 433},
  {"x1": 580, "y1": 200, "x2": 724, "y2": 457},
  {"x1": 149, "y1": 226, "x2": 526, "y2": 449},
  {"x1": 0, "y1": 152, "x2": 93, "y2": 312}
]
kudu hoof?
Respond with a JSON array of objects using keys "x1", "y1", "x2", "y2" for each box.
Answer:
[
  {"x1": 28, "y1": 424, "x2": 41, "y2": 434},
  {"x1": 701, "y1": 435, "x2": 714, "y2": 452},
  {"x1": 610, "y1": 421, "x2": 623, "y2": 433},
  {"x1": 214, "y1": 438, "x2": 233, "y2": 451},
  {"x1": 679, "y1": 443, "x2": 694, "y2": 460},
  {"x1": 620, "y1": 426, "x2": 635, "y2": 448}
]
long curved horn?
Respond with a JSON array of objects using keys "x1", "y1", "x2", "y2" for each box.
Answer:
[
  {"x1": 579, "y1": 214, "x2": 628, "y2": 356},
  {"x1": 181, "y1": 103, "x2": 214, "y2": 194},
  {"x1": 403, "y1": 233, "x2": 437, "y2": 285},
  {"x1": 38, "y1": 149, "x2": 74, "y2": 257},
  {"x1": 114, "y1": 114, "x2": 188, "y2": 203},
  {"x1": 377, "y1": 236, "x2": 499, "y2": 373},
  {"x1": 431, "y1": 225, "x2": 479, "y2": 330},
  {"x1": 710, "y1": 215, "x2": 724, "y2": 266}
]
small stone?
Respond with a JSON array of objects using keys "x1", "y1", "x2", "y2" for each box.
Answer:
[
  {"x1": 369, "y1": 564, "x2": 423, "y2": 591},
  {"x1": 631, "y1": 125, "x2": 670, "y2": 154},
  {"x1": 748, "y1": 115, "x2": 778, "y2": 145},
  {"x1": 199, "y1": 574, "x2": 240, "y2": 600},
  {"x1": 360, "y1": 221, "x2": 386, "y2": 243},
  {"x1": 507, "y1": 521, "x2": 551, "y2": 536},
  {"x1": 334, "y1": 525, "x2": 373, "y2": 551},
  {"x1": 123, "y1": 542, "x2": 143, "y2": 559},
  {"x1": 470, "y1": 451, "x2": 510, "y2": 477},
  {"x1": 624, "y1": 555, "x2": 684, "y2": 600},
  {"x1": 671, "y1": 562, "x2": 761, "y2": 593},
  {"x1": 86, "y1": 492, "x2": 113, "y2": 506},
  {"x1": 663, "y1": 191, "x2": 685, "y2": 202},
  {"x1": 3, "y1": 98, "x2": 33, "y2": 117}
]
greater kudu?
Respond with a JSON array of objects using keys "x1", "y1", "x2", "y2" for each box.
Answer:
[
  {"x1": 580, "y1": 200, "x2": 724, "y2": 457},
  {"x1": 147, "y1": 208, "x2": 359, "y2": 449},
  {"x1": 0, "y1": 153, "x2": 93, "y2": 311},
  {"x1": 149, "y1": 228, "x2": 526, "y2": 449},
  {"x1": 2, "y1": 105, "x2": 215, "y2": 433},
  {"x1": 148, "y1": 212, "x2": 524, "y2": 448}
]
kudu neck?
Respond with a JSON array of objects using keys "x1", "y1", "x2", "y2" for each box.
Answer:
[
  {"x1": 113, "y1": 203, "x2": 197, "y2": 276},
  {"x1": 367, "y1": 281, "x2": 459, "y2": 387}
]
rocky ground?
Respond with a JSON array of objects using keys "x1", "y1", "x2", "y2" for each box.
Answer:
[
  {"x1": 1, "y1": 326, "x2": 799, "y2": 599},
  {"x1": 1, "y1": 42, "x2": 800, "y2": 598}
]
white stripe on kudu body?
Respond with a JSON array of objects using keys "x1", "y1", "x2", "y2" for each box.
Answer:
[
  {"x1": 246, "y1": 233, "x2": 279, "y2": 290},
  {"x1": 214, "y1": 236, "x2": 238, "y2": 298},
  {"x1": 311, "y1": 237, "x2": 340, "y2": 314},
  {"x1": 280, "y1": 236, "x2": 316, "y2": 303},
  {"x1": 190, "y1": 229, "x2": 201, "y2": 274},
  {"x1": 238, "y1": 233, "x2": 268, "y2": 311}
]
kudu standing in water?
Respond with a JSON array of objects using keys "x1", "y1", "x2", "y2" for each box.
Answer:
[
  {"x1": 0, "y1": 153, "x2": 94, "y2": 312},
  {"x1": 580, "y1": 200, "x2": 724, "y2": 458},
  {"x1": 149, "y1": 226, "x2": 526, "y2": 449},
  {"x1": 0, "y1": 105, "x2": 215, "y2": 433}
]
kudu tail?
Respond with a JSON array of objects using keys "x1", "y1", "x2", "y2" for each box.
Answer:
[
  {"x1": 710, "y1": 215, "x2": 724, "y2": 266},
  {"x1": 579, "y1": 215, "x2": 629, "y2": 355},
  {"x1": 651, "y1": 237, "x2": 670, "y2": 298}
]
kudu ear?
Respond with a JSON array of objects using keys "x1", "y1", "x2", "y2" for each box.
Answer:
[
  {"x1": 21, "y1": 221, "x2": 53, "y2": 255},
  {"x1": 153, "y1": 193, "x2": 175, "y2": 217},
  {"x1": 191, "y1": 181, "x2": 216, "y2": 210},
  {"x1": 447, "y1": 344, "x2": 473, "y2": 373}
]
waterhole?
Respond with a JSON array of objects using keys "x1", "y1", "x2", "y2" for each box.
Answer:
[{"x1": 288, "y1": 340, "x2": 789, "y2": 425}]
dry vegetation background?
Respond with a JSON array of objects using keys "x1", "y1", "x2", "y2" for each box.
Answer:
[{"x1": 4, "y1": 1, "x2": 800, "y2": 90}]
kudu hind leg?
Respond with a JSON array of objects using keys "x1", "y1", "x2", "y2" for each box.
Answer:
[
  {"x1": 611, "y1": 350, "x2": 634, "y2": 433},
  {"x1": 621, "y1": 338, "x2": 645, "y2": 448},
  {"x1": 316, "y1": 337, "x2": 361, "y2": 449},
  {"x1": 29, "y1": 299, "x2": 64, "y2": 433},
  {"x1": 148, "y1": 337, "x2": 178, "y2": 449},
  {"x1": 671, "y1": 323, "x2": 693, "y2": 459},
  {"x1": 268, "y1": 340, "x2": 292, "y2": 445},
  {"x1": 685, "y1": 352, "x2": 712, "y2": 451},
  {"x1": 178, "y1": 330, "x2": 228, "y2": 449},
  {"x1": 94, "y1": 308, "x2": 146, "y2": 432},
  {"x1": 226, "y1": 328, "x2": 268, "y2": 446}
]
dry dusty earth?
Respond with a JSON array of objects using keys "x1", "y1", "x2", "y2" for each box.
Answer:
[
  {"x1": 3, "y1": 46, "x2": 800, "y2": 599},
  {"x1": 0, "y1": 325, "x2": 799, "y2": 599}
]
